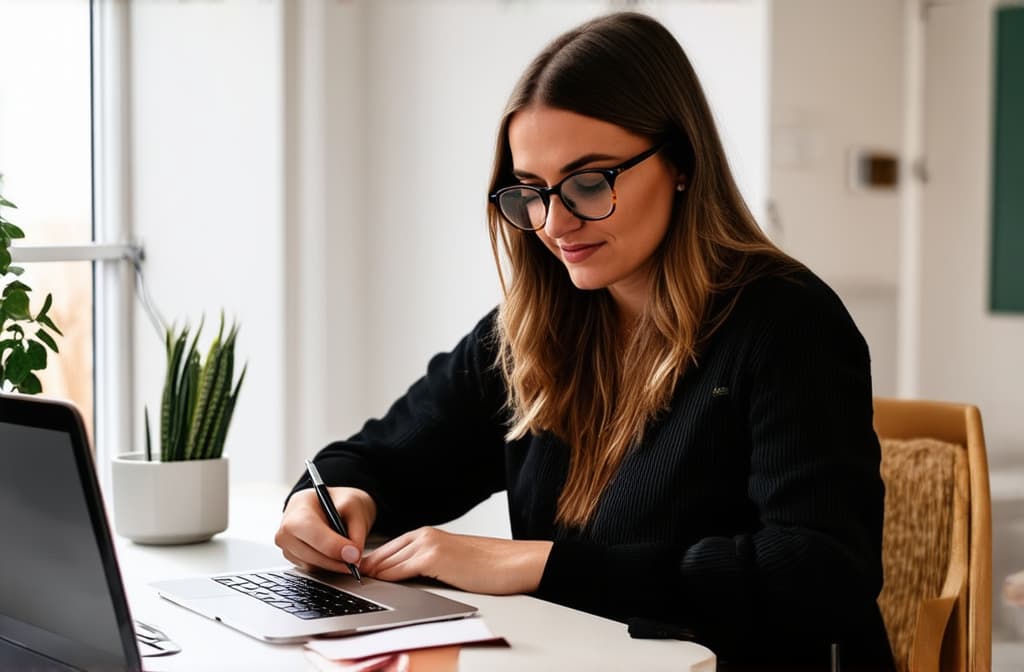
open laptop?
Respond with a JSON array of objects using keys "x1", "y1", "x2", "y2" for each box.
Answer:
[
  {"x1": 153, "y1": 567, "x2": 477, "y2": 644},
  {"x1": 0, "y1": 394, "x2": 151, "y2": 671},
  {"x1": 1, "y1": 395, "x2": 477, "y2": 652}
]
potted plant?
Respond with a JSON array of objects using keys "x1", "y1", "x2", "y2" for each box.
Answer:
[
  {"x1": 112, "y1": 316, "x2": 246, "y2": 544},
  {"x1": 1, "y1": 192, "x2": 63, "y2": 394}
]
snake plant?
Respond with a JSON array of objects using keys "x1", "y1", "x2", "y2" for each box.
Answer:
[{"x1": 145, "y1": 315, "x2": 246, "y2": 461}]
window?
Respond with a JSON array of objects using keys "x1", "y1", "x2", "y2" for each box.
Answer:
[
  {"x1": 0, "y1": 0, "x2": 94, "y2": 434},
  {"x1": 0, "y1": 0, "x2": 133, "y2": 484}
]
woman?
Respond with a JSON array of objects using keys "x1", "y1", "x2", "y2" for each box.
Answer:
[{"x1": 277, "y1": 12, "x2": 894, "y2": 669}]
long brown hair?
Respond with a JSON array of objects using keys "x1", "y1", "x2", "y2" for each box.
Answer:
[{"x1": 487, "y1": 12, "x2": 801, "y2": 528}]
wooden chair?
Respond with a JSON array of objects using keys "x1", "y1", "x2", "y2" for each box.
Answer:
[{"x1": 874, "y1": 397, "x2": 992, "y2": 672}]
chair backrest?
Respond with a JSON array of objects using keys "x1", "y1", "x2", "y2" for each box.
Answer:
[
  {"x1": 874, "y1": 397, "x2": 992, "y2": 672},
  {"x1": 878, "y1": 436, "x2": 966, "y2": 671}
]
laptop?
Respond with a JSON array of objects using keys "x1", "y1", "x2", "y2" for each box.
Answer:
[
  {"x1": 1, "y1": 395, "x2": 478, "y2": 652},
  {"x1": 0, "y1": 394, "x2": 152, "y2": 671},
  {"x1": 153, "y1": 567, "x2": 478, "y2": 644},
  {"x1": 136, "y1": 464, "x2": 478, "y2": 638}
]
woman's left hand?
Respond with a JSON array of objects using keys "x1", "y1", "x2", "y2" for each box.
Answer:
[{"x1": 358, "y1": 527, "x2": 554, "y2": 595}]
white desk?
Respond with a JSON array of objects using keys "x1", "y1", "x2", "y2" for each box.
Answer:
[{"x1": 115, "y1": 484, "x2": 715, "y2": 672}]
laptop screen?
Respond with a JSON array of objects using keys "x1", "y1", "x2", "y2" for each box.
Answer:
[{"x1": 0, "y1": 398, "x2": 140, "y2": 671}]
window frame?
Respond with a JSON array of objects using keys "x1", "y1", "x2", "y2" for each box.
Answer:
[{"x1": 8, "y1": 1, "x2": 136, "y2": 493}]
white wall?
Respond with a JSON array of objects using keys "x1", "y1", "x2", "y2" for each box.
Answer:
[
  {"x1": 129, "y1": 1, "x2": 286, "y2": 484},
  {"x1": 283, "y1": 0, "x2": 771, "y2": 529},
  {"x1": 919, "y1": 0, "x2": 1024, "y2": 457},
  {"x1": 920, "y1": 3, "x2": 1024, "y2": 643},
  {"x1": 278, "y1": 0, "x2": 368, "y2": 486},
  {"x1": 337, "y1": 0, "x2": 771, "y2": 440},
  {"x1": 651, "y1": 0, "x2": 770, "y2": 227},
  {"x1": 769, "y1": 0, "x2": 1024, "y2": 645},
  {"x1": 358, "y1": 1, "x2": 607, "y2": 422},
  {"x1": 931, "y1": 4, "x2": 1024, "y2": 650},
  {"x1": 769, "y1": 0, "x2": 906, "y2": 396},
  {"x1": 122, "y1": 0, "x2": 771, "y2": 486}
]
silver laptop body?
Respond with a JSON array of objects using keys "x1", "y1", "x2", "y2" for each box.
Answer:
[
  {"x1": 150, "y1": 565, "x2": 475, "y2": 647},
  {"x1": 151, "y1": 557, "x2": 477, "y2": 642}
]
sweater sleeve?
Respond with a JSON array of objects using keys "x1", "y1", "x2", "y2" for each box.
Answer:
[
  {"x1": 285, "y1": 310, "x2": 509, "y2": 535},
  {"x1": 535, "y1": 281, "x2": 886, "y2": 659}
]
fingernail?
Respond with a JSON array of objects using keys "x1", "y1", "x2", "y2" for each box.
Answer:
[{"x1": 341, "y1": 545, "x2": 360, "y2": 564}]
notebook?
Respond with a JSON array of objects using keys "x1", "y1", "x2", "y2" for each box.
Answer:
[{"x1": 0, "y1": 394, "x2": 148, "y2": 671}]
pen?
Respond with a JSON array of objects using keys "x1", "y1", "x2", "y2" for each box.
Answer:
[{"x1": 304, "y1": 459, "x2": 362, "y2": 583}]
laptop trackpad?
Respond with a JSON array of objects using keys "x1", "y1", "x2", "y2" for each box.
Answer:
[{"x1": 152, "y1": 578, "x2": 234, "y2": 600}]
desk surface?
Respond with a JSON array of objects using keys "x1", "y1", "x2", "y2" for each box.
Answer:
[{"x1": 115, "y1": 483, "x2": 715, "y2": 672}]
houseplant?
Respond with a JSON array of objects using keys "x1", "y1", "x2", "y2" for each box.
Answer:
[
  {"x1": 0, "y1": 193, "x2": 63, "y2": 394},
  {"x1": 112, "y1": 315, "x2": 246, "y2": 544}
]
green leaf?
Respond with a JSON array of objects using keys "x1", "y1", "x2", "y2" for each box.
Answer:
[
  {"x1": 145, "y1": 407, "x2": 153, "y2": 462},
  {"x1": 0, "y1": 221, "x2": 25, "y2": 239},
  {"x1": 179, "y1": 350, "x2": 200, "y2": 460},
  {"x1": 35, "y1": 329, "x2": 59, "y2": 353},
  {"x1": 36, "y1": 293, "x2": 52, "y2": 320},
  {"x1": 0, "y1": 247, "x2": 10, "y2": 273},
  {"x1": 3, "y1": 280, "x2": 31, "y2": 296},
  {"x1": 153, "y1": 315, "x2": 244, "y2": 461},
  {"x1": 161, "y1": 325, "x2": 190, "y2": 461},
  {"x1": 0, "y1": 196, "x2": 17, "y2": 208},
  {"x1": 189, "y1": 318, "x2": 223, "y2": 460},
  {"x1": 37, "y1": 313, "x2": 63, "y2": 337},
  {"x1": 26, "y1": 340, "x2": 46, "y2": 370},
  {"x1": 208, "y1": 362, "x2": 246, "y2": 460},
  {"x1": 6, "y1": 266, "x2": 24, "y2": 276},
  {"x1": 5, "y1": 348, "x2": 29, "y2": 384},
  {"x1": 3, "y1": 290, "x2": 30, "y2": 319},
  {"x1": 172, "y1": 321, "x2": 201, "y2": 460},
  {"x1": 17, "y1": 373, "x2": 41, "y2": 395},
  {"x1": 205, "y1": 322, "x2": 244, "y2": 459},
  {"x1": 199, "y1": 343, "x2": 233, "y2": 460}
]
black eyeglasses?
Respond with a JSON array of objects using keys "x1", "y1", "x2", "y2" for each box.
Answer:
[{"x1": 489, "y1": 144, "x2": 666, "y2": 232}]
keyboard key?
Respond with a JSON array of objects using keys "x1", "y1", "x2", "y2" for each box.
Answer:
[{"x1": 209, "y1": 572, "x2": 386, "y2": 619}]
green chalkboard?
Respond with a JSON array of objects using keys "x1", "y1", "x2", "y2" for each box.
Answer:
[{"x1": 991, "y1": 6, "x2": 1024, "y2": 313}]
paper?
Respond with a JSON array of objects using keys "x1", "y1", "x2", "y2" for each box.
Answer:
[
  {"x1": 304, "y1": 646, "x2": 461, "y2": 672},
  {"x1": 306, "y1": 617, "x2": 503, "y2": 661}
]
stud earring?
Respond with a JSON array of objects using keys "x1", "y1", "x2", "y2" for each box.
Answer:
[{"x1": 675, "y1": 183, "x2": 686, "y2": 192}]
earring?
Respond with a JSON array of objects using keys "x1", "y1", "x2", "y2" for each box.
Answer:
[{"x1": 675, "y1": 183, "x2": 686, "y2": 192}]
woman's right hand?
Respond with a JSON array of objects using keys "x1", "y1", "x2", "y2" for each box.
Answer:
[{"x1": 274, "y1": 486, "x2": 377, "y2": 575}]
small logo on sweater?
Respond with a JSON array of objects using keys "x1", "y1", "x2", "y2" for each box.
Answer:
[{"x1": 712, "y1": 386, "x2": 730, "y2": 398}]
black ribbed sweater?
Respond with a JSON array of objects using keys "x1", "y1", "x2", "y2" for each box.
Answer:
[{"x1": 289, "y1": 271, "x2": 895, "y2": 669}]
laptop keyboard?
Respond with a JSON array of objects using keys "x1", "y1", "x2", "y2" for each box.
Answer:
[{"x1": 212, "y1": 571, "x2": 387, "y2": 620}]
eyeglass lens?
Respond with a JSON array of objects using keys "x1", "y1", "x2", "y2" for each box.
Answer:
[{"x1": 498, "y1": 171, "x2": 614, "y2": 230}]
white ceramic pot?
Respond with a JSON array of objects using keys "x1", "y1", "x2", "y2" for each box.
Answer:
[{"x1": 112, "y1": 453, "x2": 229, "y2": 545}]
